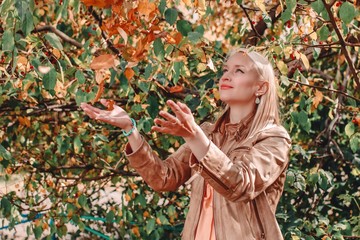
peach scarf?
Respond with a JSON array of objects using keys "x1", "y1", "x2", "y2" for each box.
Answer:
[{"x1": 195, "y1": 182, "x2": 216, "y2": 240}]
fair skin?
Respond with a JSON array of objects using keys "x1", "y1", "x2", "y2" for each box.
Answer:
[{"x1": 80, "y1": 52, "x2": 268, "y2": 160}]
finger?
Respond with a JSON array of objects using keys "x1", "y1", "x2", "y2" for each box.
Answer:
[
  {"x1": 151, "y1": 126, "x2": 175, "y2": 135},
  {"x1": 81, "y1": 103, "x2": 106, "y2": 115},
  {"x1": 177, "y1": 101, "x2": 192, "y2": 114},
  {"x1": 154, "y1": 118, "x2": 174, "y2": 127},
  {"x1": 167, "y1": 100, "x2": 185, "y2": 118},
  {"x1": 159, "y1": 111, "x2": 178, "y2": 123},
  {"x1": 82, "y1": 108, "x2": 98, "y2": 119}
]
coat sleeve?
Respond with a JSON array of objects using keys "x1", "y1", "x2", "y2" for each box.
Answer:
[
  {"x1": 124, "y1": 137, "x2": 192, "y2": 192},
  {"x1": 192, "y1": 126, "x2": 291, "y2": 202}
]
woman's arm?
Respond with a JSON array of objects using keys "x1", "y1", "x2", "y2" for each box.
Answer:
[
  {"x1": 81, "y1": 99, "x2": 192, "y2": 191},
  {"x1": 149, "y1": 100, "x2": 291, "y2": 202}
]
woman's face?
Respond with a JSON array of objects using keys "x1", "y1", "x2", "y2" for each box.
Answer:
[{"x1": 219, "y1": 52, "x2": 261, "y2": 106}]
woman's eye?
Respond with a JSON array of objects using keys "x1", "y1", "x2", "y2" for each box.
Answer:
[
  {"x1": 223, "y1": 69, "x2": 228, "y2": 72},
  {"x1": 235, "y1": 69, "x2": 244, "y2": 73}
]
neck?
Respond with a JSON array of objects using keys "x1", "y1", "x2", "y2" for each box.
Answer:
[{"x1": 228, "y1": 103, "x2": 256, "y2": 124}]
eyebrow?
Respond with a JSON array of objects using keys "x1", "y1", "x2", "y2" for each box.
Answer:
[{"x1": 222, "y1": 64, "x2": 247, "y2": 69}]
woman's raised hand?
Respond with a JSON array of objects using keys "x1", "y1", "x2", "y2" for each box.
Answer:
[
  {"x1": 152, "y1": 100, "x2": 198, "y2": 139},
  {"x1": 80, "y1": 99, "x2": 133, "y2": 130}
]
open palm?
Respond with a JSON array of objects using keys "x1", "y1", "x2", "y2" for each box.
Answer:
[{"x1": 80, "y1": 99, "x2": 132, "y2": 129}]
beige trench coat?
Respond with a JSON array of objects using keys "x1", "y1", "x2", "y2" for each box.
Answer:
[{"x1": 125, "y1": 121, "x2": 291, "y2": 240}]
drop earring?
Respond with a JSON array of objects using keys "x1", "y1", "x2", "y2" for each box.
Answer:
[{"x1": 255, "y1": 94, "x2": 261, "y2": 104}]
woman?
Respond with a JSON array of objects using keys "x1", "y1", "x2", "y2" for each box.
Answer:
[{"x1": 81, "y1": 48, "x2": 291, "y2": 240}]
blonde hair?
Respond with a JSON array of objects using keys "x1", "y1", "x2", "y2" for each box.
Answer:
[{"x1": 215, "y1": 47, "x2": 280, "y2": 139}]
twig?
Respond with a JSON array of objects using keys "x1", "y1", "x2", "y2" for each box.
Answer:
[
  {"x1": 240, "y1": 4, "x2": 262, "y2": 40},
  {"x1": 321, "y1": 0, "x2": 360, "y2": 91},
  {"x1": 88, "y1": 7, "x2": 120, "y2": 56},
  {"x1": 288, "y1": 78, "x2": 360, "y2": 102},
  {"x1": 33, "y1": 25, "x2": 83, "y2": 48}
]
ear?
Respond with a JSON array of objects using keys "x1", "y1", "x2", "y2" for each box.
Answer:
[{"x1": 255, "y1": 81, "x2": 268, "y2": 96}]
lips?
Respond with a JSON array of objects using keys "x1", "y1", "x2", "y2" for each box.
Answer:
[{"x1": 220, "y1": 84, "x2": 233, "y2": 90}]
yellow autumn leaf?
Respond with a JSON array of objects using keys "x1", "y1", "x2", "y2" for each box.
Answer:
[
  {"x1": 255, "y1": 0, "x2": 267, "y2": 13},
  {"x1": 276, "y1": 60, "x2": 288, "y2": 75},
  {"x1": 182, "y1": 0, "x2": 192, "y2": 7},
  {"x1": 300, "y1": 53, "x2": 310, "y2": 70},
  {"x1": 52, "y1": 49, "x2": 61, "y2": 59}
]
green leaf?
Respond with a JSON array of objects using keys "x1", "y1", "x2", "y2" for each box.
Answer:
[
  {"x1": 22, "y1": 11, "x2": 34, "y2": 36},
  {"x1": 0, "y1": 197, "x2": 12, "y2": 217},
  {"x1": 147, "y1": 95, "x2": 159, "y2": 119},
  {"x1": 1, "y1": 29, "x2": 15, "y2": 52},
  {"x1": 165, "y1": 8, "x2": 178, "y2": 25},
  {"x1": 33, "y1": 226, "x2": 43, "y2": 239},
  {"x1": 73, "y1": 135, "x2": 82, "y2": 154},
  {"x1": 45, "y1": 33, "x2": 63, "y2": 50},
  {"x1": 339, "y1": 2, "x2": 355, "y2": 24},
  {"x1": 188, "y1": 31, "x2": 202, "y2": 44},
  {"x1": 311, "y1": 0, "x2": 324, "y2": 14},
  {"x1": 75, "y1": 89, "x2": 87, "y2": 105},
  {"x1": 75, "y1": 70, "x2": 85, "y2": 84},
  {"x1": 106, "y1": 210, "x2": 115, "y2": 223},
  {"x1": 345, "y1": 122, "x2": 355, "y2": 137},
  {"x1": 236, "y1": 0, "x2": 243, "y2": 6},
  {"x1": 43, "y1": 68, "x2": 57, "y2": 91},
  {"x1": 0, "y1": 144, "x2": 12, "y2": 161},
  {"x1": 146, "y1": 218, "x2": 156, "y2": 235},
  {"x1": 0, "y1": 0, "x2": 14, "y2": 15},
  {"x1": 176, "y1": 20, "x2": 192, "y2": 37},
  {"x1": 319, "y1": 25, "x2": 329, "y2": 41},
  {"x1": 153, "y1": 38, "x2": 165, "y2": 60},
  {"x1": 158, "y1": 0, "x2": 166, "y2": 15},
  {"x1": 350, "y1": 135, "x2": 359, "y2": 153},
  {"x1": 78, "y1": 195, "x2": 90, "y2": 213}
]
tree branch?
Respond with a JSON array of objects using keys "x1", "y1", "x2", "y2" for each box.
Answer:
[
  {"x1": 321, "y1": 0, "x2": 360, "y2": 91},
  {"x1": 288, "y1": 78, "x2": 360, "y2": 102},
  {"x1": 33, "y1": 25, "x2": 83, "y2": 48}
]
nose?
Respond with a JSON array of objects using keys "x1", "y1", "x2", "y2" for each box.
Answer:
[{"x1": 220, "y1": 72, "x2": 231, "y2": 82}]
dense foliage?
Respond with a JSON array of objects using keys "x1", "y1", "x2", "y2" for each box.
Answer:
[{"x1": 0, "y1": 0, "x2": 359, "y2": 239}]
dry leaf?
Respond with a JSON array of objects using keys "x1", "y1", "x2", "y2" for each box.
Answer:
[
  {"x1": 92, "y1": 80, "x2": 105, "y2": 104},
  {"x1": 52, "y1": 49, "x2": 61, "y2": 59},
  {"x1": 124, "y1": 68, "x2": 135, "y2": 80},
  {"x1": 313, "y1": 89, "x2": 323, "y2": 109},
  {"x1": 117, "y1": 27, "x2": 128, "y2": 44},
  {"x1": 81, "y1": 0, "x2": 114, "y2": 8},
  {"x1": 18, "y1": 116, "x2": 31, "y2": 127},
  {"x1": 90, "y1": 54, "x2": 117, "y2": 70},
  {"x1": 300, "y1": 53, "x2": 310, "y2": 70},
  {"x1": 107, "y1": 100, "x2": 115, "y2": 110},
  {"x1": 169, "y1": 85, "x2": 184, "y2": 93},
  {"x1": 138, "y1": 0, "x2": 156, "y2": 17}
]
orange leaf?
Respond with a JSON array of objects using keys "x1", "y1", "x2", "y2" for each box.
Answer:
[
  {"x1": 174, "y1": 32, "x2": 183, "y2": 44},
  {"x1": 18, "y1": 116, "x2": 31, "y2": 127},
  {"x1": 90, "y1": 54, "x2": 117, "y2": 70},
  {"x1": 137, "y1": 0, "x2": 156, "y2": 17},
  {"x1": 169, "y1": 85, "x2": 184, "y2": 93},
  {"x1": 107, "y1": 100, "x2": 115, "y2": 111},
  {"x1": 313, "y1": 89, "x2": 323, "y2": 109},
  {"x1": 124, "y1": 68, "x2": 135, "y2": 81},
  {"x1": 81, "y1": 0, "x2": 115, "y2": 8},
  {"x1": 92, "y1": 81, "x2": 105, "y2": 103}
]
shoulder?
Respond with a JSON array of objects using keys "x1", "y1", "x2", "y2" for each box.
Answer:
[{"x1": 252, "y1": 123, "x2": 291, "y2": 144}]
